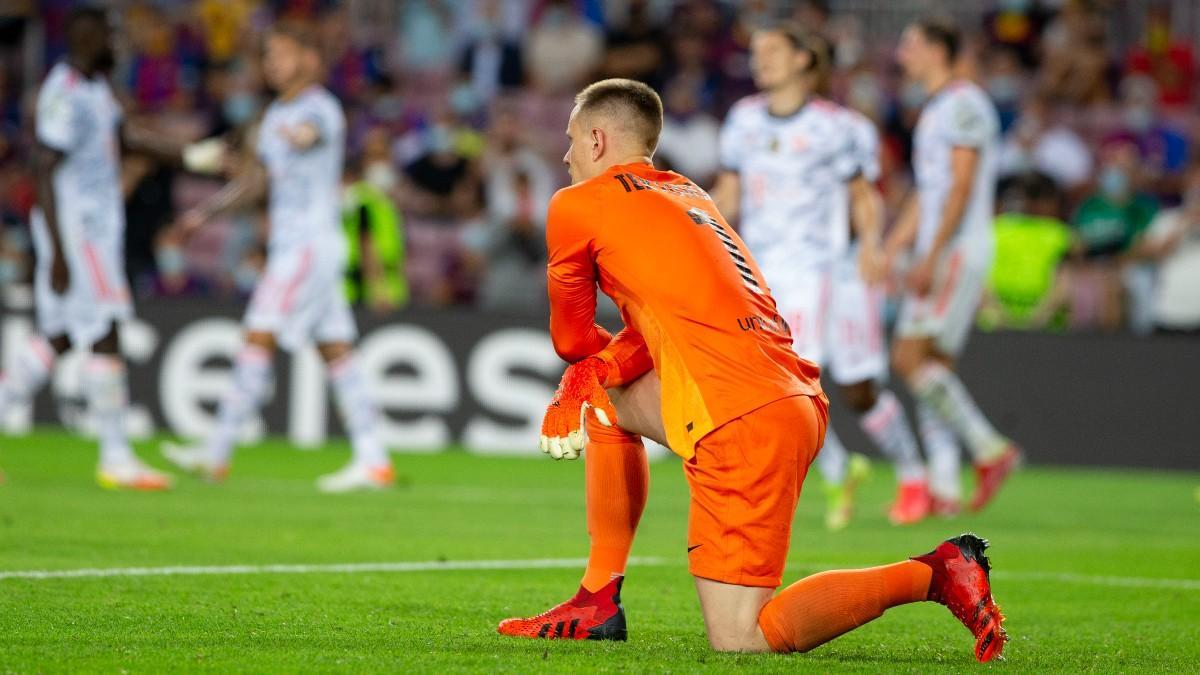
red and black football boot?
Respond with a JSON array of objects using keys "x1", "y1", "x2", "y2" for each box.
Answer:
[
  {"x1": 497, "y1": 577, "x2": 627, "y2": 641},
  {"x1": 970, "y1": 445, "x2": 1022, "y2": 512},
  {"x1": 912, "y1": 533, "x2": 1008, "y2": 663}
]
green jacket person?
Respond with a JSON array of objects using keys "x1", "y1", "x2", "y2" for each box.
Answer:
[{"x1": 342, "y1": 163, "x2": 408, "y2": 311}]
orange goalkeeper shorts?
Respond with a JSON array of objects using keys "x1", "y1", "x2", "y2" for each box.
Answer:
[{"x1": 683, "y1": 393, "x2": 828, "y2": 588}]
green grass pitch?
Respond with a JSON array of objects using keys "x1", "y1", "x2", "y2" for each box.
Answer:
[{"x1": 1, "y1": 429, "x2": 1198, "y2": 673}]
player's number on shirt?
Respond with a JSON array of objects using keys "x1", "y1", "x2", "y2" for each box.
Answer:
[{"x1": 686, "y1": 208, "x2": 763, "y2": 295}]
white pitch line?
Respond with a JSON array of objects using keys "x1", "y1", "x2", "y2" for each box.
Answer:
[
  {"x1": 0, "y1": 556, "x2": 666, "y2": 581},
  {"x1": 1, "y1": 557, "x2": 1197, "y2": 591}
]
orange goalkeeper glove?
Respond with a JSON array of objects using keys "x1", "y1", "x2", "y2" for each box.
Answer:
[{"x1": 540, "y1": 357, "x2": 617, "y2": 460}]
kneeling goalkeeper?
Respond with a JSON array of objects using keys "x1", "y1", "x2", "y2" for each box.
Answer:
[{"x1": 498, "y1": 78, "x2": 1007, "y2": 662}]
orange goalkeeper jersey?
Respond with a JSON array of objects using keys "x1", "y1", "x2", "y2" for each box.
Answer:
[{"x1": 546, "y1": 161, "x2": 823, "y2": 459}]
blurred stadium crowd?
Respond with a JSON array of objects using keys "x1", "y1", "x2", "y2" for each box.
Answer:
[{"x1": 0, "y1": 0, "x2": 1198, "y2": 334}]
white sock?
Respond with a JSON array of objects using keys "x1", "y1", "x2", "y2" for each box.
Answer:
[
  {"x1": 911, "y1": 362, "x2": 1008, "y2": 463},
  {"x1": 919, "y1": 401, "x2": 962, "y2": 501},
  {"x1": 327, "y1": 353, "x2": 389, "y2": 468},
  {"x1": 859, "y1": 389, "x2": 926, "y2": 484},
  {"x1": 815, "y1": 425, "x2": 849, "y2": 485},
  {"x1": 86, "y1": 355, "x2": 135, "y2": 466},
  {"x1": 0, "y1": 336, "x2": 56, "y2": 415},
  {"x1": 207, "y1": 345, "x2": 272, "y2": 465}
]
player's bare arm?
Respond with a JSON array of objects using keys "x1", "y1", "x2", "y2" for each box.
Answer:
[
  {"x1": 32, "y1": 142, "x2": 68, "y2": 294},
  {"x1": 908, "y1": 145, "x2": 978, "y2": 296},
  {"x1": 849, "y1": 174, "x2": 887, "y2": 284},
  {"x1": 883, "y1": 191, "x2": 920, "y2": 269},
  {"x1": 175, "y1": 114, "x2": 321, "y2": 235},
  {"x1": 710, "y1": 170, "x2": 741, "y2": 223},
  {"x1": 120, "y1": 119, "x2": 228, "y2": 175},
  {"x1": 176, "y1": 154, "x2": 269, "y2": 240}
]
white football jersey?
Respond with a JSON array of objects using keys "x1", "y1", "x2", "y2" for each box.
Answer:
[
  {"x1": 912, "y1": 81, "x2": 999, "y2": 257},
  {"x1": 34, "y1": 62, "x2": 124, "y2": 243},
  {"x1": 719, "y1": 96, "x2": 863, "y2": 274},
  {"x1": 844, "y1": 107, "x2": 882, "y2": 184},
  {"x1": 257, "y1": 86, "x2": 346, "y2": 252},
  {"x1": 830, "y1": 107, "x2": 882, "y2": 257}
]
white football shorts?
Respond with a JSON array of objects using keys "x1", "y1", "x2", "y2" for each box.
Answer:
[
  {"x1": 243, "y1": 241, "x2": 357, "y2": 351},
  {"x1": 895, "y1": 241, "x2": 992, "y2": 357},
  {"x1": 31, "y1": 208, "x2": 132, "y2": 347},
  {"x1": 769, "y1": 256, "x2": 888, "y2": 386}
]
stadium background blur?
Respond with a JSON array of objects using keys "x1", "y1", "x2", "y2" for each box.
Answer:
[
  {"x1": 0, "y1": 0, "x2": 1196, "y2": 324},
  {"x1": 0, "y1": 3, "x2": 1198, "y2": 671},
  {"x1": 0, "y1": 0, "x2": 1198, "y2": 468}
]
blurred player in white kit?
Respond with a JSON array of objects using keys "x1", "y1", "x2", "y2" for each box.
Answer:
[
  {"x1": 0, "y1": 7, "x2": 224, "y2": 489},
  {"x1": 161, "y1": 23, "x2": 395, "y2": 493},
  {"x1": 886, "y1": 19, "x2": 1021, "y2": 513},
  {"x1": 713, "y1": 25, "x2": 930, "y2": 528}
]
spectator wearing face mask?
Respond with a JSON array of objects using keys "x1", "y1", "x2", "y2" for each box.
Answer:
[
  {"x1": 1073, "y1": 141, "x2": 1159, "y2": 259},
  {"x1": 359, "y1": 126, "x2": 400, "y2": 197},
  {"x1": 1130, "y1": 162, "x2": 1200, "y2": 334},
  {"x1": 1116, "y1": 75, "x2": 1191, "y2": 200},
  {"x1": 461, "y1": 107, "x2": 556, "y2": 311},
  {"x1": 1068, "y1": 140, "x2": 1159, "y2": 330},
  {"x1": 149, "y1": 229, "x2": 210, "y2": 298},
  {"x1": 341, "y1": 157, "x2": 408, "y2": 313},
  {"x1": 0, "y1": 226, "x2": 31, "y2": 290},
  {"x1": 463, "y1": 167, "x2": 548, "y2": 312},
  {"x1": 124, "y1": 152, "x2": 178, "y2": 292},
  {"x1": 481, "y1": 107, "x2": 556, "y2": 219},
  {"x1": 982, "y1": 46, "x2": 1027, "y2": 132},
  {"x1": 401, "y1": 115, "x2": 483, "y2": 220},
  {"x1": 231, "y1": 244, "x2": 265, "y2": 299},
  {"x1": 980, "y1": 172, "x2": 1076, "y2": 331},
  {"x1": 216, "y1": 64, "x2": 263, "y2": 134}
]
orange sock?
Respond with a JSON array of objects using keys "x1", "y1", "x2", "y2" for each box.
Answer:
[
  {"x1": 580, "y1": 417, "x2": 648, "y2": 592},
  {"x1": 757, "y1": 560, "x2": 932, "y2": 653}
]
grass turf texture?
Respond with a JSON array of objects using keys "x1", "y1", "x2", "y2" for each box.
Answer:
[{"x1": 1, "y1": 429, "x2": 1198, "y2": 673}]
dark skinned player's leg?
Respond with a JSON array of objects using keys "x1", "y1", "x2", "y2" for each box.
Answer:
[
  {"x1": 89, "y1": 322, "x2": 172, "y2": 490},
  {"x1": 0, "y1": 334, "x2": 71, "y2": 422},
  {"x1": 89, "y1": 323, "x2": 134, "y2": 466}
]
